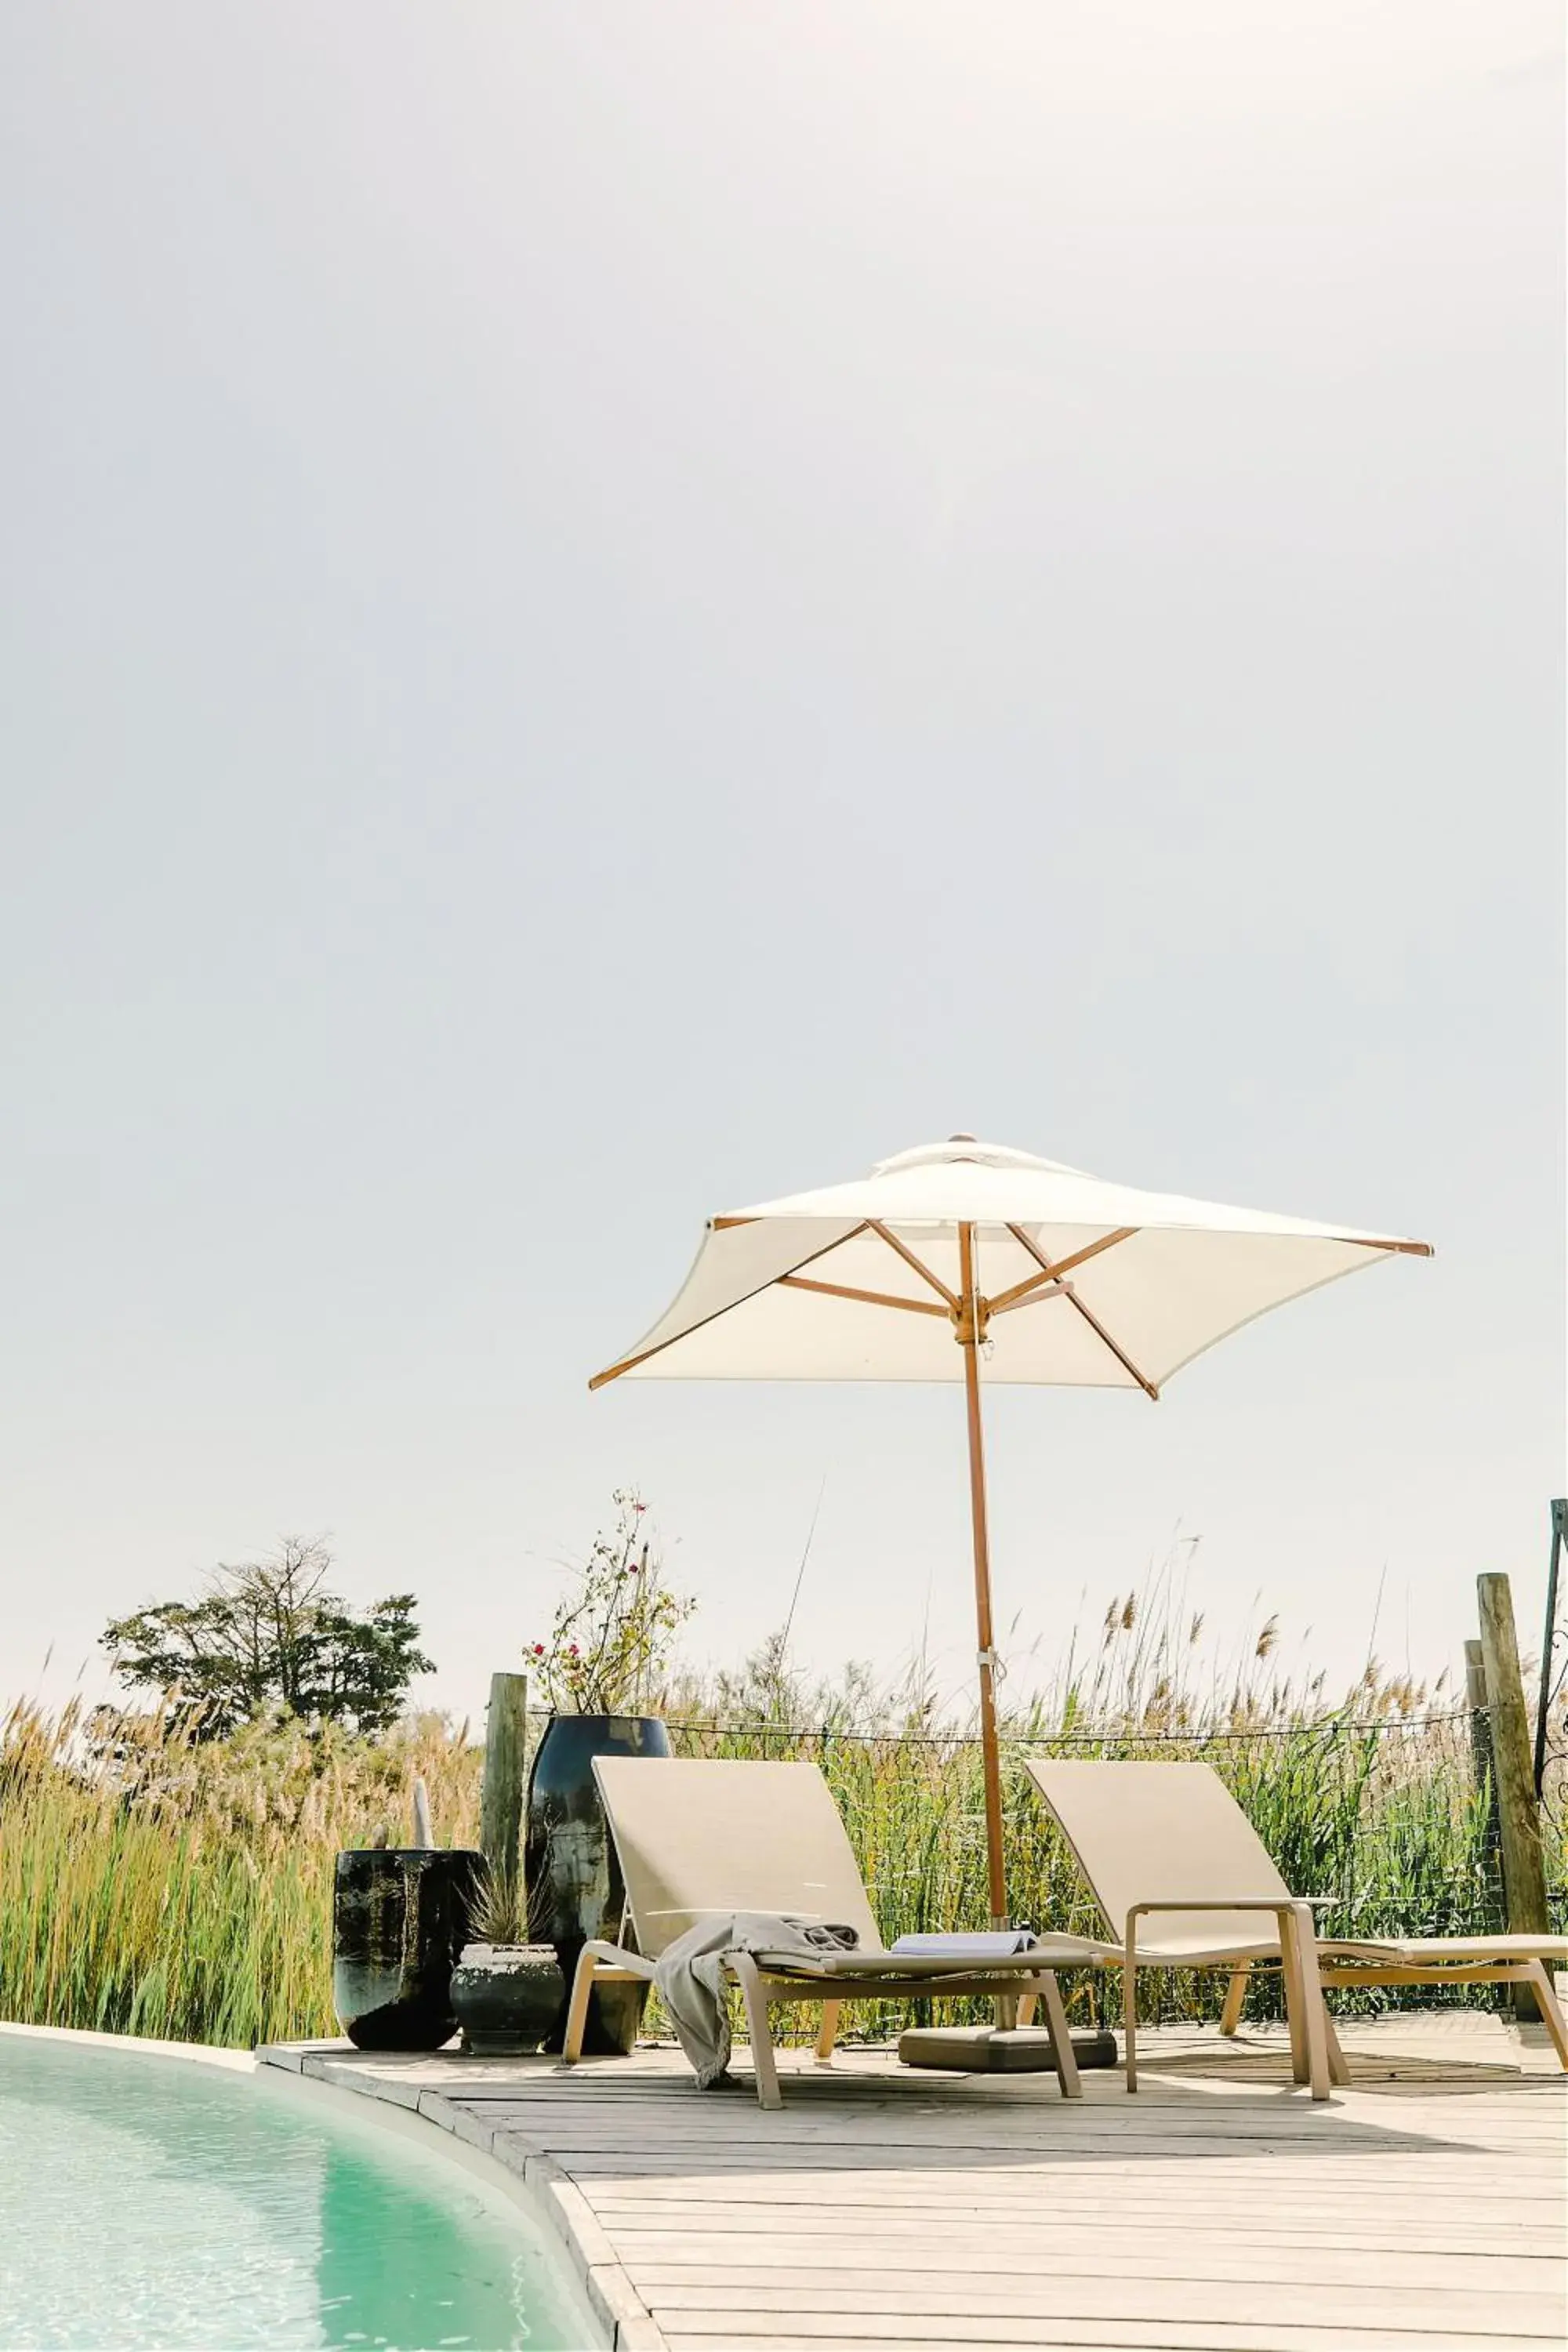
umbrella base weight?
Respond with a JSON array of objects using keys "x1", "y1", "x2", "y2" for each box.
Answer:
[{"x1": 898, "y1": 2025, "x2": 1118, "y2": 2074}]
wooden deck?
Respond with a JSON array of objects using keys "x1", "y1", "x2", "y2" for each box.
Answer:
[{"x1": 261, "y1": 2011, "x2": 1567, "y2": 2352}]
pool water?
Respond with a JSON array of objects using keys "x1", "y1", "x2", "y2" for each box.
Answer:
[{"x1": 0, "y1": 2034, "x2": 595, "y2": 2349}]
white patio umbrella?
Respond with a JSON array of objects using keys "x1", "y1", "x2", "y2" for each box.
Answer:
[{"x1": 590, "y1": 1134, "x2": 1432, "y2": 1927}]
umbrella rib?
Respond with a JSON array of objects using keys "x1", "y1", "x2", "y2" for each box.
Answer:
[
  {"x1": 987, "y1": 1226, "x2": 1138, "y2": 1316},
  {"x1": 779, "y1": 1275, "x2": 949, "y2": 1317},
  {"x1": 587, "y1": 1221, "x2": 873, "y2": 1388},
  {"x1": 1004, "y1": 1222, "x2": 1161, "y2": 1399},
  {"x1": 866, "y1": 1220, "x2": 961, "y2": 1311},
  {"x1": 1340, "y1": 1235, "x2": 1435, "y2": 1257}
]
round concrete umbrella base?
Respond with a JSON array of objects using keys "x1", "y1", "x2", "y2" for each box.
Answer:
[{"x1": 898, "y1": 2024, "x2": 1119, "y2": 2074}]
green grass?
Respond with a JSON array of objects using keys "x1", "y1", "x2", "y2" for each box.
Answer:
[{"x1": 2, "y1": 1593, "x2": 1559, "y2": 2049}]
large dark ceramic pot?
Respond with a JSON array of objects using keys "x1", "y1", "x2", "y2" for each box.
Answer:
[
  {"x1": 332, "y1": 1847, "x2": 482, "y2": 2051},
  {"x1": 524, "y1": 1712, "x2": 671, "y2": 2053}
]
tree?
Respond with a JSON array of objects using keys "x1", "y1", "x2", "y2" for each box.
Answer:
[{"x1": 101, "y1": 1538, "x2": 434, "y2": 1737}]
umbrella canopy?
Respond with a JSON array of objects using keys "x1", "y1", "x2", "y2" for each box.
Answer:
[
  {"x1": 590, "y1": 1134, "x2": 1432, "y2": 1925},
  {"x1": 591, "y1": 1136, "x2": 1432, "y2": 1396}
]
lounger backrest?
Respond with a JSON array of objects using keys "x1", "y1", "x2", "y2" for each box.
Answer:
[
  {"x1": 1025, "y1": 1759, "x2": 1290, "y2": 1954},
  {"x1": 593, "y1": 1756, "x2": 884, "y2": 1962}
]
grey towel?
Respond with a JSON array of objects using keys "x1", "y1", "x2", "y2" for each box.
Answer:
[{"x1": 653, "y1": 1912, "x2": 859, "y2": 2089}]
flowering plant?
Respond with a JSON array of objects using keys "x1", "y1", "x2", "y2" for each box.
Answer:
[{"x1": 525, "y1": 1489, "x2": 695, "y2": 1715}]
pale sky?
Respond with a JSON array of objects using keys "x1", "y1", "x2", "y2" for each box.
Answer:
[{"x1": 2, "y1": 3, "x2": 1563, "y2": 1730}]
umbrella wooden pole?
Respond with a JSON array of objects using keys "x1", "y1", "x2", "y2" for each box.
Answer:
[{"x1": 958, "y1": 1221, "x2": 1009, "y2": 1929}]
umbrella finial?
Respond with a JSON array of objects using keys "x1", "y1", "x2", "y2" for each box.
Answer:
[{"x1": 949, "y1": 1131, "x2": 976, "y2": 1143}]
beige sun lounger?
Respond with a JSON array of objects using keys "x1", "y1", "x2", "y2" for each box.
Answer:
[
  {"x1": 562, "y1": 1757, "x2": 1114, "y2": 2108},
  {"x1": 1025, "y1": 1757, "x2": 1568, "y2": 2100}
]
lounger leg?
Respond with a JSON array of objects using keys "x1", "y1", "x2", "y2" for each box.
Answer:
[
  {"x1": 1283, "y1": 1951, "x2": 1308, "y2": 2085},
  {"x1": 1283, "y1": 1904, "x2": 1330, "y2": 2101},
  {"x1": 729, "y1": 1953, "x2": 782, "y2": 2111},
  {"x1": 1523, "y1": 1962, "x2": 1568, "y2": 2070},
  {"x1": 814, "y1": 2001, "x2": 841, "y2": 2063},
  {"x1": 1302, "y1": 1995, "x2": 1331, "y2": 2100},
  {"x1": 1273, "y1": 1914, "x2": 1314, "y2": 2086},
  {"x1": 1219, "y1": 1968, "x2": 1250, "y2": 2037},
  {"x1": 561, "y1": 1947, "x2": 597, "y2": 2065},
  {"x1": 1323, "y1": 2004, "x2": 1350, "y2": 2088},
  {"x1": 1035, "y1": 1971, "x2": 1081, "y2": 2099},
  {"x1": 1014, "y1": 1991, "x2": 1037, "y2": 2028},
  {"x1": 1123, "y1": 1944, "x2": 1138, "y2": 2093}
]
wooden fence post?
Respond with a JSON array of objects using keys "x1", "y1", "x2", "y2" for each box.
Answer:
[
  {"x1": 1463, "y1": 1639, "x2": 1491, "y2": 1780},
  {"x1": 1463, "y1": 1638, "x2": 1505, "y2": 1929},
  {"x1": 480, "y1": 1671, "x2": 529, "y2": 1932},
  {"x1": 1476, "y1": 1575, "x2": 1550, "y2": 2020},
  {"x1": 1535, "y1": 1500, "x2": 1566, "y2": 1798}
]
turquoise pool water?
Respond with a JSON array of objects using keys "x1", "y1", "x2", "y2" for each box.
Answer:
[{"x1": 0, "y1": 2034, "x2": 595, "y2": 2349}]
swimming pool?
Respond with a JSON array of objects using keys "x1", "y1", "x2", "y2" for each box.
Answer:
[{"x1": 0, "y1": 2031, "x2": 598, "y2": 2349}]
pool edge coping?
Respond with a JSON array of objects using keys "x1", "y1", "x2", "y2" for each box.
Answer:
[
  {"x1": 0, "y1": 2018, "x2": 258, "y2": 2071},
  {"x1": 258, "y1": 2042, "x2": 663, "y2": 2352}
]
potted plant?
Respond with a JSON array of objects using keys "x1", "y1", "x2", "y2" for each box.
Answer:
[
  {"x1": 449, "y1": 1863, "x2": 565, "y2": 2056},
  {"x1": 523, "y1": 1489, "x2": 693, "y2": 2053}
]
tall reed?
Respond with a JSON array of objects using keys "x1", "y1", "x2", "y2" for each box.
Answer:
[
  {"x1": 2, "y1": 1589, "x2": 1559, "y2": 2049},
  {"x1": 0, "y1": 1700, "x2": 480, "y2": 2049}
]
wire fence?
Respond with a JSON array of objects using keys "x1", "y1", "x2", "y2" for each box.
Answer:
[{"x1": 625, "y1": 1705, "x2": 1477, "y2": 1747}]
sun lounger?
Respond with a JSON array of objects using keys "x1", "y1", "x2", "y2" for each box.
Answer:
[
  {"x1": 562, "y1": 1756, "x2": 1115, "y2": 2108},
  {"x1": 1025, "y1": 1757, "x2": 1568, "y2": 2100}
]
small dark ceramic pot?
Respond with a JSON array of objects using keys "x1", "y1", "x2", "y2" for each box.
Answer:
[
  {"x1": 332, "y1": 1847, "x2": 482, "y2": 2051},
  {"x1": 450, "y1": 1943, "x2": 565, "y2": 2056},
  {"x1": 524, "y1": 1711, "x2": 672, "y2": 2053}
]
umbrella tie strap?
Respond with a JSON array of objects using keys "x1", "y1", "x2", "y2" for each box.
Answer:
[{"x1": 977, "y1": 1647, "x2": 1006, "y2": 1681}]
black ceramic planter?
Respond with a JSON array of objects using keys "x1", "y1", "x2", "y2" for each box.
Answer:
[
  {"x1": 524, "y1": 1711, "x2": 671, "y2": 2054},
  {"x1": 450, "y1": 1943, "x2": 565, "y2": 2056},
  {"x1": 332, "y1": 1847, "x2": 482, "y2": 2051}
]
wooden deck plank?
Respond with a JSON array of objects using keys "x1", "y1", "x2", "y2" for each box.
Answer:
[
  {"x1": 452, "y1": 2107, "x2": 1557, "y2": 2144},
  {"x1": 454, "y1": 2106, "x2": 1559, "y2": 2145},
  {"x1": 548, "y1": 2154, "x2": 1566, "y2": 2188},
  {"x1": 590, "y1": 2201, "x2": 1559, "y2": 2245},
  {"x1": 659, "y1": 2334, "x2": 1555, "y2": 2352},
  {"x1": 581, "y1": 2205, "x2": 1558, "y2": 2246},
  {"x1": 583, "y1": 2181, "x2": 1562, "y2": 2213},
  {"x1": 612, "y1": 2223, "x2": 1565, "y2": 2260},
  {"x1": 637, "y1": 2278, "x2": 1564, "y2": 2328},
  {"x1": 598, "y1": 2154, "x2": 1559, "y2": 2183},
  {"x1": 659, "y1": 2317, "x2": 1559, "y2": 2349},
  {"x1": 613, "y1": 2238, "x2": 1556, "y2": 2289}
]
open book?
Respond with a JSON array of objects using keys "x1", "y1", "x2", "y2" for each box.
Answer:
[{"x1": 889, "y1": 1929, "x2": 1039, "y2": 1959}]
